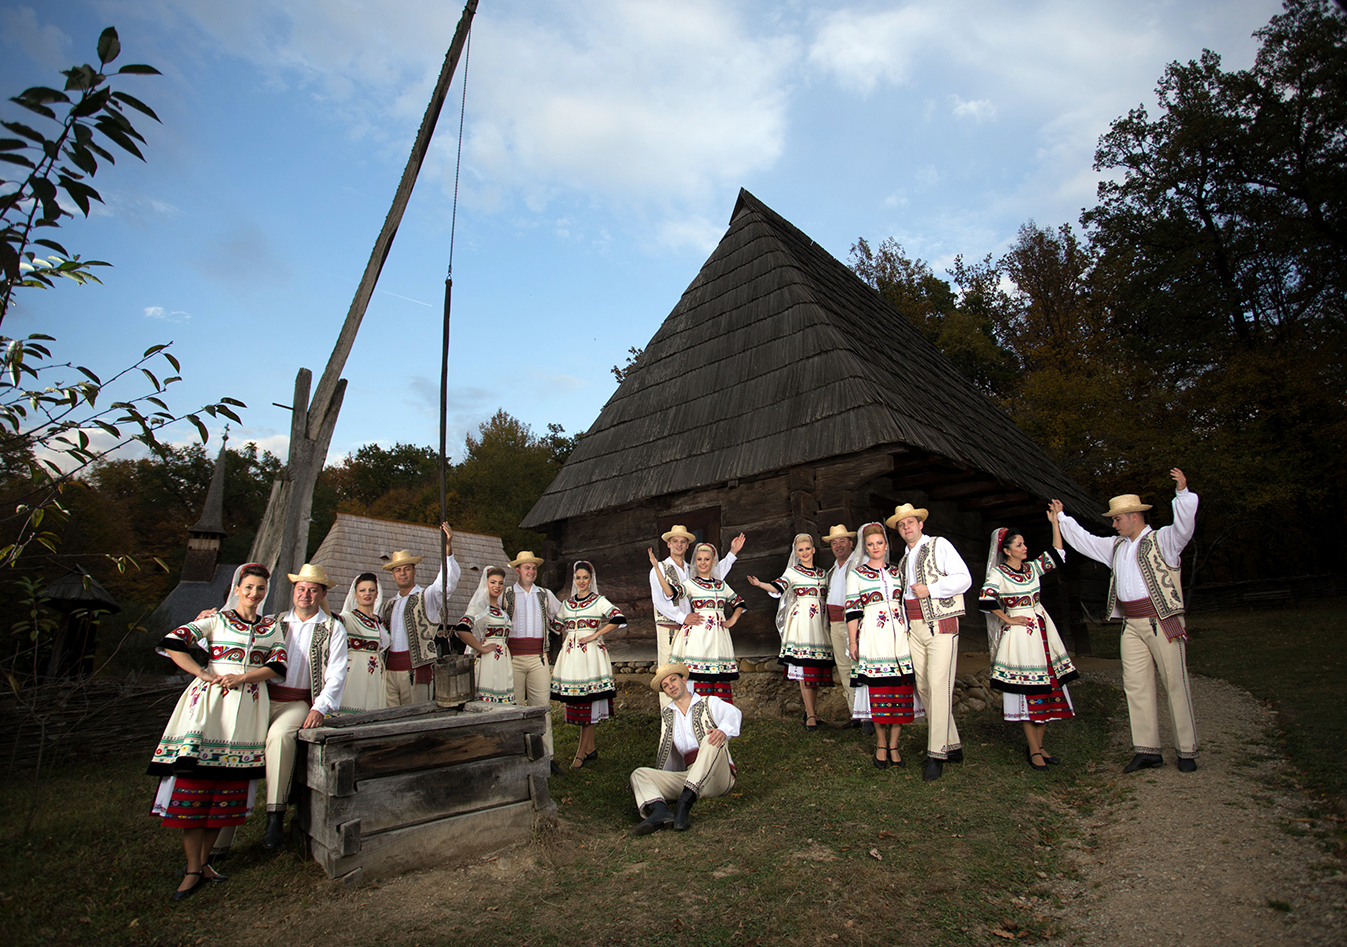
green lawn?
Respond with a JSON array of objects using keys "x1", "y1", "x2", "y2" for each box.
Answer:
[{"x1": 1, "y1": 683, "x2": 1124, "y2": 947}]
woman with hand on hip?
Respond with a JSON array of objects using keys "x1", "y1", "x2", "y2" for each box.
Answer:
[
  {"x1": 147, "y1": 563, "x2": 287, "y2": 901},
  {"x1": 979, "y1": 509, "x2": 1079, "y2": 771},
  {"x1": 550, "y1": 561, "x2": 626, "y2": 767},
  {"x1": 747, "y1": 533, "x2": 833, "y2": 731}
]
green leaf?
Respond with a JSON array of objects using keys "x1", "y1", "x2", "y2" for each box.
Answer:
[
  {"x1": 64, "y1": 144, "x2": 99, "y2": 176},
  {"x1": 116, "y1": 64, "x2": 161, "y2": 76},
  {"x1": 1, "y1": 121, "x2": 47, "y2": 144},
  {"x1": 140, "y1": 368, "x2": 160, "y2": 390},
  {"x1": 146, "y1": 396, "x2": 168, "y2": 410},
  {"x1": 76, "y1": 365, "x2": 102, "y2": 384},
  {"x1": 0, "y1": 138, "x2": 26, "y2": 151},
  {"x1": 57, "y1": 177, "x2": 96, "y2": 216},
  {"x1": 97, "y1": 27, "x2": 121, "y2": 66},
  {"x1": 220, "y1": 397, "x2": 247, "y2": 407},
  {"x1": 110, "y1": 91, "x2": 160, "y2": 122},
  {"x1": 92, "y1": 121, "x2": 144, "y2": 160},
  {"x1": 0, "y1": 154, "x2": 35, "y2": 169},
  {"x1": 63, "y1": 65, "x2": 99, "y2": 93},
  {"x1": 32, "y1": 239, "x2": 70, "y2": 256},
  {"x1": 93, "y1": 420, "x2": 119, "y2": 438},
  {"x1": 11, "y1": 101, "x2": 55, "y2": 121},
  {"x1": 164, "y1": 352, "x2": 180, "y2": 373},
  {"x1": 187, "y1": 414, "x2": 209, "y2": 443},
  {"x1": 142, "y1": 343, "x2": 167, "y2": 358},
  {"x1": 15, "y1": 86, "x2": 71, "y2": 106}
]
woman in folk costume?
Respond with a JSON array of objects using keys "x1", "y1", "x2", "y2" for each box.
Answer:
[
  {"x1": 648, "y1": 542, "x2": 746, "y2": 703},
  {"x1": 454, "y1": 566, "x2": 515, "y2": 703},
  {"x1": 335, "y1": 572, "x2": 390, "y2": 714},
  {"x1": 550, "y1": 561, "x2": 627, "y2": 768},
  {"x1": 979, "y1": 510, "x2": 1080, "y2": 771},
  {"x1": 147, "y1": 563, "x2": 287, "y2": 901},
  {"x1": 847, "y1": 522, "x2": 924, "y2": 768},
  {"x1": 747, "y1": 533, "x2": 834, "y2": 731}
]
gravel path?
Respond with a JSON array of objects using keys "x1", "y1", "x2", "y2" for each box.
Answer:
[{"x1": 1048, "y1": 671, "x2": 1346, "y2": 946}]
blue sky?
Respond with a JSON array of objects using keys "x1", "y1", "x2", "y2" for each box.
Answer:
[{"x1": 1, "y1": 0, "x2": 1284, "y2": 469}]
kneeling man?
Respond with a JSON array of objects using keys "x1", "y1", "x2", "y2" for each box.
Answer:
[{"x1": 630, "y1": 663, "x2": 740, "y2": 835}]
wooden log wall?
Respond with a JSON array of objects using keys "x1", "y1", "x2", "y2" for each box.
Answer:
[{"x1": 297, "y1": 701, "x2": 554, "y2": 884}]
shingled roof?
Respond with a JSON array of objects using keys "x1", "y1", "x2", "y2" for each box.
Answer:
[{"x1": 523, "y1": 189, "x2": 1100, "y2": 529}]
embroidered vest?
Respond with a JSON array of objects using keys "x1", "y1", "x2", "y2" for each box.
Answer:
[
  {"x1": 305, "y1": 616, "x2": 338, "y2": 704},
  {"x1": 1105, "y1": 532, "x2": 1185, "y2": 623},
  {"x1": 379, "y1": 590, "x2": 444, "y2": 669},
  {"x1": 503, "y1": 586, "x2": 557, "y2": 665},
  {"x1": 655, "y1": 699, "x2": 721, "y2": 771},
  {"x1": 899, "y1": 537, "x2": 966, "y2": 623}
]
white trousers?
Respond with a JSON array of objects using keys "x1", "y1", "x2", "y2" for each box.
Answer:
[
  {"x1": 908, "y1": 623, "x2": 961, "y2": 759},
  {"x1": 630, "y1": 737, "x2": 735, "y2": 814},
  {"x1": 265, "y1": 699, "x2": 310, "y2": 809},
  {"x1": 512, "y1": 654, "x2": 554, "y2": 756},
  {"x1": 385, "y1": 668, "x2": 432, "y2": 707},
  {"x1": 1120, "y1": 617, "x2": 1199, "y2": 757},
  {"x1": 828, "y1": 619, "x2": 854, "y2": 710}
]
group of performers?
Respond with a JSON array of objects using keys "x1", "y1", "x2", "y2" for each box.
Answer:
[{"x1": 149, "y1": 469, "x2": 1201, "y2": 867}]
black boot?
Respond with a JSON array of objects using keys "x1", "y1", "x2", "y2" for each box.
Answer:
[
  {"x1": 633, "y1": 800, "x2": 675, "y2": 836},
  {"x1": 923, "y1": 758, "x2": 943, "y2": 782},
  {"x1": 262, "y1": 811, "x2": 286, "y2": 850},
  {"x1": 674, "y1": 788, "x2": 697, "y2": 831}
]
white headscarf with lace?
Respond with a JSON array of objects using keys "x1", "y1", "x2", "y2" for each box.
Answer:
[
  {"x1": 983, "y1": 527, "x2": 1016, "y2": 658},
  {"x1": 847, "y1": 522, "x2": 899, "y2": 618},
  {"x1": 569, "y1": 560, "x2": 600, "y2": 599},
  {"x1": 222, "y1": 563, "x2": 269, "y2": 614},
  {"x1": 463, "y1": 566, "x2": 508, "y2": 621},
  {"x1": 340, "y1": 572, "x2": 385, "y2": 618},
  {"x1": 770, "y1": 533, "x2": 818, "y2": 635}
]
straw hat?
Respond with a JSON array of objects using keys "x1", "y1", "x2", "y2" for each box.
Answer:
[
  {"x1": 661, "y1": 524, "x2": 697, "y2": 543},
  {"x1": 650, "y1": 662, "x2": 691, "y2": 692},
  {"x1": 381, "y1": 550, "x2": 423, "y2": 572},
  {"x1": 820, "y1": 524, "x2": 856, "y2": 543},
  {"x1": 885, "y1": 503, "x2": 929, "y2": 528},
  {"x1": 1103, "y1": 494, "x2": 1152, "y2": 517},
  {"x1": 286, "y1": 563, "x2": 334, "y2": 588},
  {"x1": 510, "y1": 550, "x2": 545, "y2": 568}
]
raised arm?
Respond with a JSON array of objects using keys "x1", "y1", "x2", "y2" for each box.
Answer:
[{"x1": 1052, "y1": 499, "x2": 1116, "y2": 565}]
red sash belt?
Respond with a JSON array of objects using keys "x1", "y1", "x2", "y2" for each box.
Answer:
[
  {"x1": 904, "y1": 599, "x2": 925, "y2": 620},
  {"x1": 267, "y1": 684, "x2": 310, "y2": 704},
  {"x1": 1119, "y1": 597, "x2": 1187, "y2": 642},
  {"x1": 385, "y1": 650, "x2": 412, "y2": 671},
  {"x1": 509, "y1": 637, "x2": 543, "y2": 656},
  {"x1": 904, "y1": 598, "x2": 959, "y2": 634},
  {"x1": 827, "y1": 604, "x2": 845, "y2": 623}
]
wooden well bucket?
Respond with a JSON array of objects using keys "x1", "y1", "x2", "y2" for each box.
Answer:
[{"x1": 434, "y1": 654, "x2": 475, "y2": 708}]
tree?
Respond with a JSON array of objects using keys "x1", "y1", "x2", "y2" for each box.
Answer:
[{"x1": 849, "y1": 237, "x2": 1018, "y2": 397}]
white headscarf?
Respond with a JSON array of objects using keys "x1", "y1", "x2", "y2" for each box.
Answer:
[
  {"x1": 463, "y1": 566, "x2": 508, "y2": 621},
  {"x1": 983, "y1": 528, "x2": 1015, "y2": 658},
  {"x1": 340, "y1": 572, "x2": 385, "y2": 618},
  {"x1": 772, "y1": 533, "x2": 818, "y2": 635},
  {"x1": 222, "y1": 563, "x2": 269, "y2": 614},
  {"x1": 570, "y1": 560, "x2": 600, "y2": 598},
  {"x1": 690, "y1": 542, "x2": 722, "y2": 580},
  {"x1": 848, "y1": 522, "x2": 900, "y2": 617}
]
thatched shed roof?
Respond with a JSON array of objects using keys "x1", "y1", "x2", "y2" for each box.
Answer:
[
  {"x1": 523, "y1": 188, "x2": 1099, "y2": 528},
  {"x1": 309, "y1": 513, "x2": 511, "y2": 620}
]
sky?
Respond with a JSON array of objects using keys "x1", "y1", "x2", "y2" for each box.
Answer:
[{"x1": 0, "y1": 0, "x2": 1286, "y2": 471}]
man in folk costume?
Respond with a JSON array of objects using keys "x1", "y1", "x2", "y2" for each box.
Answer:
[
  {"x1": 503, "y1": 550, "x2": 563, "y2": 774},
  {"x1": 821, "y1": 525, "x2": 860, "y2": 729},
  {"x1": 648, "y1": 525, "x2": 746, "y2": 707},
  {"x1": 380, "y1": 523, "x2": 461, "y2": 707},
  {"x1": 890, "y1": 503, "x2": 972, "y2": 782},
  {"x1": 261, "y1": 563, "x2": 349, "y2": 849},
  {"x1": 1052, "y1": 468, "x2": 1200, "y2": 772},
  {"x1": 630, "y1": 663, "x2": 741, "y2": 835}
]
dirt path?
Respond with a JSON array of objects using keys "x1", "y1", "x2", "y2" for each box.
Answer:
[{"x1": 1048, "y1": 671, "x2": 1346, "y2": 946}]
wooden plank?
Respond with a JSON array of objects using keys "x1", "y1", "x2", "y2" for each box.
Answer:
[
  {"x1": 351, "y1": 727, "x2": 529, "y2": 780},
  {"x1": 307, "y1": 754, "x2": 542, "y2": 848},
  {"x1": 303, "y1": 702, "x2": 547, "y2": 745},
  {"x1": 310, "y1": 800, "x2": 543, "y2": 882}
]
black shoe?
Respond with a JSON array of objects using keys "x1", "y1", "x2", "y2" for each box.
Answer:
[
  {"x1": 1042, "y1": 753, "x2": 1061, "y2": 765},
  {"x1": 550, "y1": 760, "x2": 564, "y2": 776},
  {"x1": 873, "y1": 747, "x2": 889, "y2": 770},
  {"x1": 861, "y1": 720, "x2": 875, "y2": 737},
  {"x1": 947, "y1": 748, "x2": 964, "y2": 763},
  {"x1": 202, "y1": 864, "x2": 228, "y2": 883},
  {"x1": 1177, "y1": 757, "x2": 1198, "y2": 773},
  {"x1": 805, "y1": 714, "x2": 819, "y2": 732},
  {"x1": 674, "y1": 787, "x2": 697, "y2": 831},
  {"x1": 262, "y1": 811, "x2": 286, "y2": 850},
  {"x1": 633, "y1": 800, "x2": 675, "y2": 836},
  {"x1": 584, "y1": 750, "x2": 598, "y2": 762},
  {"x1": 1028, "y1": 750, "x2": 1049, "y2": 772},
  {"x1": 170, "y1": 871, "x2": 203, "y2": 902},
  {"x1": 889, "y1": 748, "x2": 905, "y2": 768},
  {"x1": 1122, "y1": 753, "x2": 1164, "y2": 773},
  {"x1": 923, "y1": 758, "x2": 943, "y2": 782},
  {"x1": 844, "y1": 719, "x2": 861, "y2": 729}
]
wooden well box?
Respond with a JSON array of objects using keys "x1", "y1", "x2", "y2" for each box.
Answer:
[{"x1": 295, "y1": 701, "x2": 554, "y2": 884}]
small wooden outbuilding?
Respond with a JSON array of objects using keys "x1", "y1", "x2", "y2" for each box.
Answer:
[{"x1": 521, "y1": 189, "x2": 1101, "y2": 652}]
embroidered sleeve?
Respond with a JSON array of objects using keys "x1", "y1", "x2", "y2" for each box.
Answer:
[
  {"x1": 263, "y1": 622, "x2": 289, "y2": 678},
  {"x1": 725, "y1": 587, "x2": 746, "y2": 613},
  {"x1": 768, "y1": 574, "x2": 789, "y2": 597},
  {"x1": 844, "y1": 570, "x2": 863, "y2": 622},
  {"x1": 664, "y1": 565, "x2": 684, "y2": 605},
  {"x1": 978, "y1": 580, "x2": 1001, "y2": 613},
  {"x1": 159, "y1": 617, "x2": 209, "y2": 655},
  {"x1": 599, "y1": 596, "x2": 627, "y2": 628},
  {"x1": 1035, "y1": 548, "x2": 1061, "y2": 574}
]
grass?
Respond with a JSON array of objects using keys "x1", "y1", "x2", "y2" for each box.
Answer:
[
  {"x1": 1, "y1": 682, "x2": 1125, "y2": 947},
  {"x1": 1183, "y1": 598, "x2": 1347, "y2": 814}
]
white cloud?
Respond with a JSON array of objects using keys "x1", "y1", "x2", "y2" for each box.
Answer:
[
  {"x1": 0, "y1": 5, "x2": 71, "y2": 70},
  {"x1": 807, "y1": 5, "x2": 941, "y2": 94},
  {"x1": 144, "y1": 305, "x2": 190, "y2": 323},
  {"x1": 949, "y1": 95, "x2": 995, "y2": 123}
]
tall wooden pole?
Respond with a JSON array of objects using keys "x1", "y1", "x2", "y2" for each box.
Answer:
[{"x1": 249, "y1": 0, "x2": 479, "y2": 612}]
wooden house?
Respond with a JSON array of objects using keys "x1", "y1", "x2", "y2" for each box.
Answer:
[
  {"x1": 521, "y1": 189, "x2": 1102, "y2": 652},
  {"x1": 308, "y1": 512, "x2": 511, "y2": 621}
]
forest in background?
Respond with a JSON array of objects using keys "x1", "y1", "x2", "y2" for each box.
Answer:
[{"x1": 2, "y1": 2, "x2": 1344, "y2": 680}]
